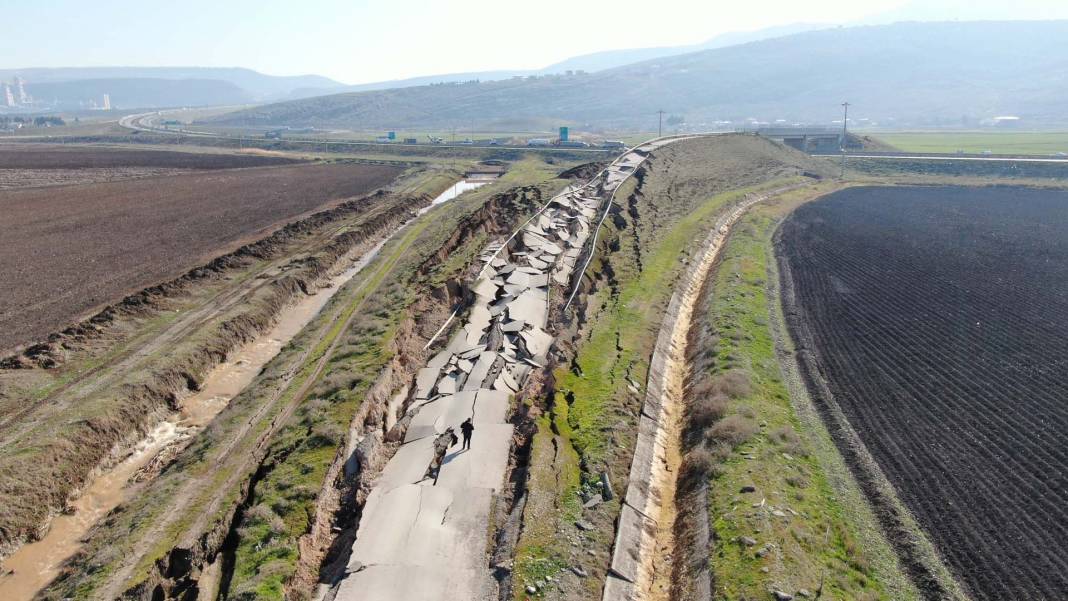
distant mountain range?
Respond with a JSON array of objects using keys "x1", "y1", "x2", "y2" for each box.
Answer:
[
  {"x1": 327, "y1": 23, "x2": 828, "y2": 94},
  {"x1": 0, "y1": 67, "x2": 344, "y2": 111},
  {"x1": 0, "y1": 23, "x2": 823, "y2": 111},
  {"x1": 208, "y1": 21, "x2": 1068, "y2": 131}
]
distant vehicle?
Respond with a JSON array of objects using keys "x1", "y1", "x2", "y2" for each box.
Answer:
[
  {"x1": 264, "y1": 130, "x2": 282, "y2": 139},
  {"x1": 375, "y1": 136, "x2": 391, "y2": 143},
  {"x1": 1054, "y1": 151, "x2": 1067, "y2": 157},
  {"x1": 404, "y1": 138, "x2": 418, "y2": 144},
  {"x1": 981, "y1": 149, "x2": 993, "y2": 155},
  {"x1": 487, "y1": 139, "x2": 501, "y2": 146},
  {"x1": 527, "y1": 138, "x2": 552, "y2": 147},
  {"x1": 602, "y1": 140, "x2": 626, "y2": 150},
  {"x1": 554, "y1": 140, "x2": 590, "y2": 148},
  {"x1": 457, "y1": 138, "x2": 474, "y2": 145},
  {"x1": 427, "y1": 135, "x2": 444, "y2": 144}
]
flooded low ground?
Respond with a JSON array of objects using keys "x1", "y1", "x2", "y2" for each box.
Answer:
[{"x1": 0, "y1": 179, "x2": 490, "y2": 600}]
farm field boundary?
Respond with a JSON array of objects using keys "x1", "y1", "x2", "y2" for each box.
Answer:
[{"x1": 776, "y1": 185, "x2": 1068, "y2": 600}]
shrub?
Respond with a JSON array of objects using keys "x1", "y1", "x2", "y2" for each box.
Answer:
[
  {"x1": 709, "y1": 441, "x2": 733, "y2": 463},
  {"x1": 707, "y1": 415, "x2": 757, "y2": 448},
  {"x1": 678, "y1": 446, "x2": 716, "y2": 492},
  {"x1": 244, "y1": 503, "x2": 286, "y2": 535},
  {"x1": 770, "y1": 425, "x2": 808, "y2": 456},
  {"x1": 689, "y1": 393, "x2": 729, "y2": 429},
  {"x1": 307, "y1": 420, "x2": 345, "y2": 447},
  {"x1": 715, "y1": 369, "x2": 752, "y2": 399}
]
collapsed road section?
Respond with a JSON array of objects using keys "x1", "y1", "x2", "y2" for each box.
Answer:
[{"x1": 327, "y1": 139, "x2": 687, "y2": 601}]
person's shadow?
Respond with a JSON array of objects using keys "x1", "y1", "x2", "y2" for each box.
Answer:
[{"x1": 442, "y1": 448, "x2": 469, "y2": 466}]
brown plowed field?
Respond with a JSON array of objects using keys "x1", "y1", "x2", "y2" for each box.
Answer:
[
  {"x1": 0, "y1": 162, "x2": 402, "y2": 352},
  {"x1": 778, "y1": 186, "x2": 1068, "y2": 601},
  {"x1": 0, "y1": 144, "x2": 301, "y2": 169}
]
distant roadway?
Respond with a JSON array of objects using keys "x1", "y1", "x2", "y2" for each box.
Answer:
[
  {"x1": 118, "y1": 110, "x2": 614, "y2": 154},
  {"x1": 814, "y1": 151, "x2": 1068, "y2": 164}
]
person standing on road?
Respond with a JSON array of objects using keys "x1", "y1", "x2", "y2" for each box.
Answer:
[{"x1": 460, "y1": 418, "x2": 474, "y2": 450}]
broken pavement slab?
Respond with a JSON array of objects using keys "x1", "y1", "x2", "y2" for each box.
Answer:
[
  {"x1": 608, "y1": 503, "x2": 657, "y2": 584},
  {"x1": 332, "y1": 139, "x2": 682, "y2": 601},
  {"x1": 414, "y1": 367, "x2": 440, "y2": 400}
]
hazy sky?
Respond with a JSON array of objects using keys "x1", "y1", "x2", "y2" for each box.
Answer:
[{"x1": 4, "y1": 0, "x2": 1068, "y2": 83}]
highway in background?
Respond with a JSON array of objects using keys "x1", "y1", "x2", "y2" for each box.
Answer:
[
  {"x1": 815, "y1": 151, "x2": 1068, "y2": 163},
  {"x1": 119, "y1": 110, "x2": 615, "y2": 154}
]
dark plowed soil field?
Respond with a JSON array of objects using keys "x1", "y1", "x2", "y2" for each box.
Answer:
[
  {"x1": 0, "y1": 144, "x2": 301, "y2": 169},
  {"x1": 778, "y1": 186, "x2": 1068, "y2": 601},
  {"x1": 0, "y1": 163, "x2": 402, "y2": 352}
]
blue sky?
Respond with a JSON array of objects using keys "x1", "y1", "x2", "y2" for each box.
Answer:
[{"x1": 4, "y1": 0, "x2": 1068, "y2": 83}]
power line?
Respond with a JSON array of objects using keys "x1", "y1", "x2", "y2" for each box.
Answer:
[{"x1": 840, "y1": 101, "x2": 850, "y2": 178}]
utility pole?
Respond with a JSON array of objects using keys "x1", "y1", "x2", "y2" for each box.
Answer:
[
  {"x1": 840, "y1": 101, "x2": 850, "y2": 178},
  {"x1": 657, "y1": 109, "x2": 665, "y2": 138}
]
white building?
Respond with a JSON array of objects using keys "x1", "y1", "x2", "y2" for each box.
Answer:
[{"x1": 13, "y1": 76, "x2": 28, "y2": 104}]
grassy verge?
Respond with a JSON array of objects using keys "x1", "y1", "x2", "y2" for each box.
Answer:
[
  {"x1": 513, "y1": 175, "x2": 805, "y2": 598},
  {"x1": 686, "y1": 185, "x2": 919, "y2": 600},
  {"x1": 873, "y1": 131, "x2": 1068, "y2": 155}
]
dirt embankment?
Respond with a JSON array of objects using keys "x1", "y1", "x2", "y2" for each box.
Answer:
[
  {"x1": 0, "y1": 189, "x2": 419, "y2": 560},
  {"x1": 292, "y1": 185, "x2": 547, "y2": 598},
  {"x1": 0, "y1": 162, "x2": 403, "y2": 355},
  {"x1": 558, "y1": 161, "x2": 609, "y2": 181},
  {"x1": 46, "y1": 183, "x2": 550, "y2": 601}
]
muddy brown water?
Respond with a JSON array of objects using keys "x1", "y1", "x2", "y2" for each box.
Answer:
[{"x1": 0, "y1": 179, "x2": 488, "y2": 600}]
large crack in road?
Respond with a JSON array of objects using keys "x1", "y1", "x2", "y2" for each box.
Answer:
[{"x1": 326, "y1": 138, "x2": 688, "y2": 601}]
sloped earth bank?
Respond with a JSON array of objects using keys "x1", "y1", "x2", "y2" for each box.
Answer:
[
  {"x1": 508, "y1": 135, "x2": 849, "y2": 601},
  {"x1": 0, "y1": 169, "x2": 437, "y2": 567},
  {"x1": 34, "y1": 157, "x2": 573, "y2": 600},
  {"x1": 608, "y1": 184, "x2": 805, "y2": 601},
  {"x1": 323, "y1": 139, "x2": 684, "y2": 601},
  {"x1": 0, "y1": 172, "x2": 472, "y2": 600}
]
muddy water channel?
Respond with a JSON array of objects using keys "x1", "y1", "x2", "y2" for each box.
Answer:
[{"x1": 0, "y1": 180, "x2": 489, "y2": 600}]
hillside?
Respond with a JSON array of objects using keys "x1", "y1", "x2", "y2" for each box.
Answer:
[
  {"x1": 0, "y1": 67, "x2": 344, "y2": 109},
  {"x1": 207, "y1": 21, "x2": 1068, "y2": 130},
  {"x1": 25, "y1": 78, "x2": 252, "y2": 109}
]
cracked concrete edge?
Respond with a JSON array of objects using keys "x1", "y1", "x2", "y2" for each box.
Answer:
[{"x1": 605, "y1": 192, "x2": 713, "y2": 601}]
